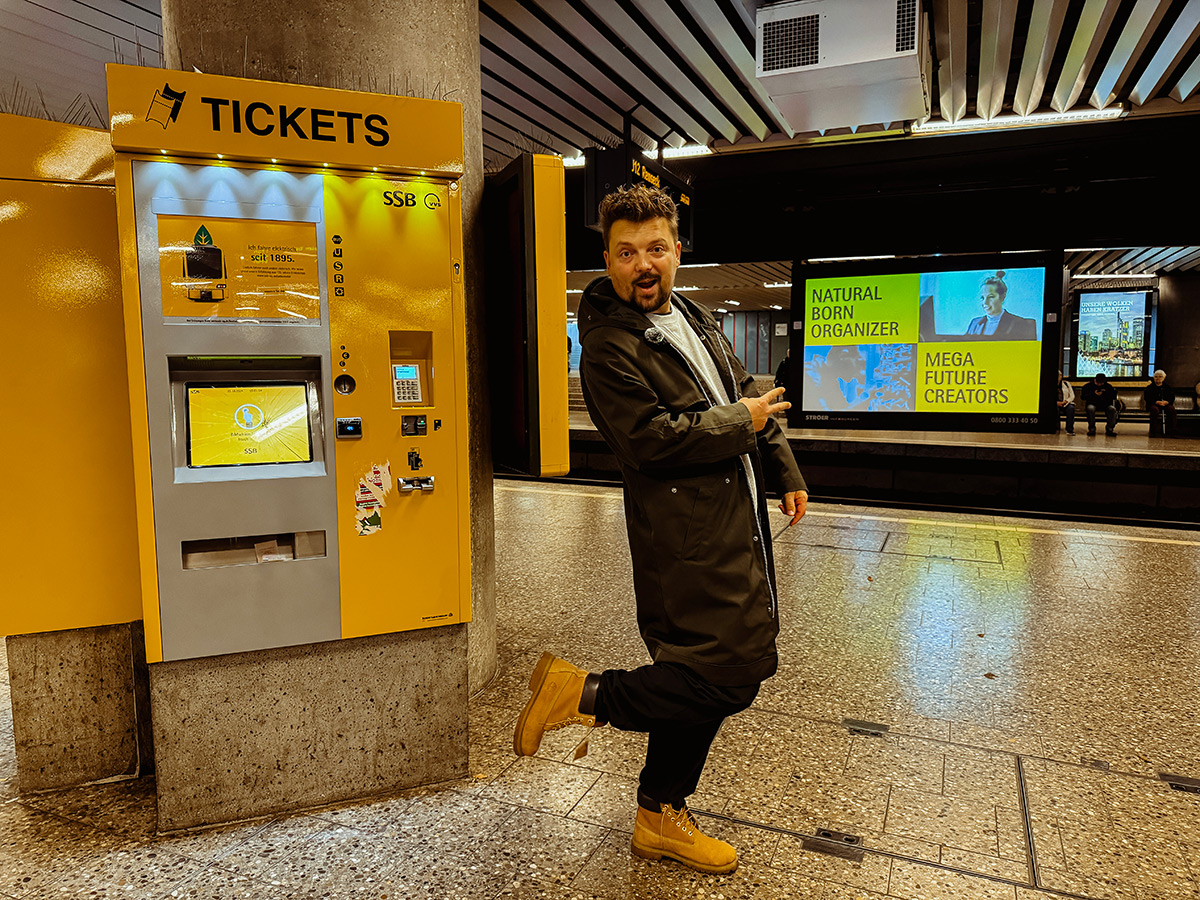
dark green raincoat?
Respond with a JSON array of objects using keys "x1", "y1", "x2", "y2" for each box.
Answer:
[{"x1": 578, "y1": 276, "x2": 806, "y2": 686}]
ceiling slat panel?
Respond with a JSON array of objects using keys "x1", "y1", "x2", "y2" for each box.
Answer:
[
  {"x1": 480, "y1": 77, "x2": 597, "y2": 150},
  {"x1": 480, "y1": 96, "x2": 603, "y2": 156},
  {"x1": 677, "y1": 0, "x2": 793, "y2": 136},
  {"x1": 482, "y1": 112, "x2": 570, "y2": 156},
  {"x1": 1168, "y1": 48, "x2": 1200, "y2": 99},
  {"x1": 978, "y1": 0, "x2": 1021, "y2": 119},
  {"x1": 1051, "y1": 0, "x2": 1123, "y2": 112},
  {"x1": 478, "y1": 16, "x2": 630, "y2": 137},
  {"x1": 13, "y1": 0, "x2": 158, "y2": 45},
  {"x1": 569, "y1": 0, "x2": 737, "y2": 142},
  {"x1": 1013, "y1": 0, "x2": 1071, "y2": 116},
  {"x1": 481, "y1": 0, "x2": 675, "y2": 137},
  {"x1": 4, "y1": 4, "x2": 155, "y2": 57},
  {"x1": 1104, "y1": 248, "x2": 1148, "y2": 272},
  {"x1": 1129, "y1": 0, "x2": 1200, "y2": 104},
  {"x1": 0, "y1": 17, "x2": 130, "y2": 67},
  {"x1": 628, "y1": 0, "x2": 770, "y2": 140},
  {"x1": 1156, "y1": 247, "x2": 1200, "y2": 269},
  {"x1": 481, "y1": 46, "x2": 616, "y2": 144},
  {"x1": 1169, "y1": 247, "x2": 1200, "y2": 270},
  {"x1": 933, "y1": 0, "x2": 968, "y2": 123},
  {"x1": 1089, "y1": 0, "x2": 1172, "y2": 108},
  {"x1": 1079, "y1": 249, "x2": 1121, "y2": 273},
  {"x1": 480, "y1": 1, "x2": 674, "y2": 136},
  {"x1": 59, "y1": 0, "x2": 162, "y2": 33},
  {"x1": 527, "y1": 0, "x2": 714, "y2": 145},
  {"x1": 1074, "y1": 248, "x2": 1122, "y2": 270},
  {"x1": 1138, "y1": 247, "x2": 1181, "y2": 271},
  {"x1": 1122, "y1": 246, "x2": 1164, "y2": 271}
]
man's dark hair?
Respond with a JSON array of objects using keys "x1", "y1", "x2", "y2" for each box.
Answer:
[
  {"x1": 599, "y1": 184, "x2": 679, "y2": 250},
  {"x1": 1094, "y1": 373, "x2": 1107, "y2": 382}
]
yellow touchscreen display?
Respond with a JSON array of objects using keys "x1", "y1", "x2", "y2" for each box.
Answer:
[{"x1": 187, "y1": 384, "x2": 312, "y2": 467}]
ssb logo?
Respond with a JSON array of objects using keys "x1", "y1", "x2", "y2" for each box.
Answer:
[{"x1": 383, "y1": 190, "x2": 441, "y2": 210}]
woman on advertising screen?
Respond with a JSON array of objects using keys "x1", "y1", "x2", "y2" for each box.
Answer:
[{"x1": 964, "y1": 271, "x2": 1037, "y2": 340}]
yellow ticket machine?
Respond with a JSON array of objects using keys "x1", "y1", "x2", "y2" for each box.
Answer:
[{"x1": 108, "y1": 65, "x2": 471, "y2": 663}]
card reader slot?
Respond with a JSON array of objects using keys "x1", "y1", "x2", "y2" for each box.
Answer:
[{"x1": 182, "y1": 531, "x2": 326, "y2": 570}]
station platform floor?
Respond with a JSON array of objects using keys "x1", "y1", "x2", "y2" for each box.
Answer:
[{"x1": 3, "y1": 481, "x2": 1200, "y2": 899}]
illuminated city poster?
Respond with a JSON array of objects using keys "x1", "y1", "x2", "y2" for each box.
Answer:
[
  {"x1": 1075, "y1": 291, "x2": 1150, "y2": 378},
  {"x1": 801, "y1": 266, "x2": 1044, "y2": 415},
  {"x1": 186, "y1": 384, "x2": 312, "y2": 467}
]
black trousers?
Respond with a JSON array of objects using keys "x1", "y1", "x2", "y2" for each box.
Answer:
[{"x1": 592, "y1": 662, "x2": 760, "y2": 810}]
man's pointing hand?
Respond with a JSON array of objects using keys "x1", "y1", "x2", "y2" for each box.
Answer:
[{"x1": 739, "y1": 387, "x2": 790, "y2": 432}]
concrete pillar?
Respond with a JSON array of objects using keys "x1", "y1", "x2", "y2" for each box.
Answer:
[
  {"x1": 6, "y1": 623, "x2": 152, "y2": 792},
  {"x1": 146, "y1": 1, "x2": 496, "y2": 827}
]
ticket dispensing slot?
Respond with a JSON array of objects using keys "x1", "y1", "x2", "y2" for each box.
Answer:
[{"x1": 182, "y1": 531, "x2": 327, "y2": 569}]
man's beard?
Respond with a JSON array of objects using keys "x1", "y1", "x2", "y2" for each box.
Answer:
[{"x1": 625, "y1": 274, "x2": 670, "y2": 312}]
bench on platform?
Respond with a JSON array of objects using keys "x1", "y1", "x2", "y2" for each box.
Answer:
[{"x1": 1066, "y1": 382, "x2": 1200, "y2": 434}]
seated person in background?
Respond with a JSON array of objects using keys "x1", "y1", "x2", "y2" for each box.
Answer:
[
  {"x1": 964, "y1": 271, "x2": 1037, "y2": 340},
  {"x1": 1056, "y1": 371, "x2": 1076, "y2": 435},
  {"x1": 1082, "y1": 372, "x2": 1119, "y2": 436},
  {"x1": 1143, "y1": 369, "x2": 1177, "y2": 436}
]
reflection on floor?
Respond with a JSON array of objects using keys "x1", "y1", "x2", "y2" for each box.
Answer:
[{"x1": 3, "y1": 484, "x2": 1200, "y2": 899}]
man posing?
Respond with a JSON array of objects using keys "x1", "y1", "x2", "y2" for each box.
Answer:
[{"x1": 513, "y1": 185, "x2": 807, "y2": 874}]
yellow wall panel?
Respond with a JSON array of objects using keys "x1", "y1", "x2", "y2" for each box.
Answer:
[
  {"x1": 0, "y1": 122, "x2": 141, "y2": 635},
  {"x1": 531, "y1": 155, "x2": 569, "y2": 476}
]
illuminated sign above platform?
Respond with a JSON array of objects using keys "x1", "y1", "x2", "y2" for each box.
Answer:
[{"x1": 583, "y1": 145, "x2": 695, "y2": 252}]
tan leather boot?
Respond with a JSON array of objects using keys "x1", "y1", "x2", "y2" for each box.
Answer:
[
  {"x1": 631, "y1": 803, "x2": 738, "y2": 874},
  {"x1": 513, "y1": 652, "x2": 599, "y2": 757}
]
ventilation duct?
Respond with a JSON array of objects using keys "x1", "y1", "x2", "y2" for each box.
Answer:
[{"x1": 756, "y1": 0, "x2": 931, "y2": 133}]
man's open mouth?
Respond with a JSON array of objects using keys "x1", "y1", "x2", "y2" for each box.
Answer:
[{"x1": 636, "y1": 277, "x2": 659, "y2": 290}]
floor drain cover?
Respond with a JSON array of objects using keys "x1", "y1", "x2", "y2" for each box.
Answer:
[
  {"x1": 843, "y1": 718, "x2": 889, "y2": 737},
  {"x1": 1159, "y1": 773, "x2": 1200, "y2": 794},
  {"x1": 802, "y1": 828, "x2": 865, "y2": 861}
]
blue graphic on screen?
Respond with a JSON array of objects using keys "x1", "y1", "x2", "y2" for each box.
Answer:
[
  {"x1": 803, "y1": 344, "x2": 916, "y2": 411},
  {"x1": 919, "y1": 267, "x2": 1044, "y2": 341}
]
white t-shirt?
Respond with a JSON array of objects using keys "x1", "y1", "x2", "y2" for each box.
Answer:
[{"x1": 651, "y1": 304, "x2": 758, "y2": 503}]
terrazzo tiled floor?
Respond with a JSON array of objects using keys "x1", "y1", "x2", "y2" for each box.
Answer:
[{"x1": 3, "y1": 483, "x2": 1200, "y2": 899}]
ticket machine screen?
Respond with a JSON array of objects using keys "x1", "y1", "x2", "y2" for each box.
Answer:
[{"x1": 186, "y1": 383, "x2": 313, "y2": 467}]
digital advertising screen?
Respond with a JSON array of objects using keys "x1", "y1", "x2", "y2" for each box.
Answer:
[
  {"x1": 186, "y1": 383, "x2": 313, "y2": 467},
  {"x1": 1073, "y1": 290, "x2": 1151, "y2": 378},
  {"x1": 791, "y1": 254, "x2": 1060, "y2": 431}
]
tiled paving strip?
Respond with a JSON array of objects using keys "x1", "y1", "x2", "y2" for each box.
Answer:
[{"x1": 689, "y1": 804, "x2": 1100, "y2": 900}]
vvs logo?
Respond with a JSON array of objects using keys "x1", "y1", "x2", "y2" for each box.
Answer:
[{"x1": 147, "y1": 83, "x2": 186, "y2": 128}]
